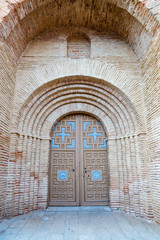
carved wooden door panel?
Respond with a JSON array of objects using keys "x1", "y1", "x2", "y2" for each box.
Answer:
[
  {"x1": 49, "y1": 114, "x2": 108, "y2": 206},
  {"x1": 49, "y1": 115, "x2": 79, "y2": 206},
  {"x1": 80, "y1": 115, "x2": 109, "y2": 205}
]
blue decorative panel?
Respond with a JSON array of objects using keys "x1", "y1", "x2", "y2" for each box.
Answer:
[
  {"x1": 58, "y1": 170, "x2": 68, "y2": 181},
  {"x1": 67, "y1": 139, "x2": 75, "y2": 149},
  {"x1": 92, "y1": 170, "x2": 102, "y2": 181},
  {"x1": 67, "y1": 122, "x2": 75, "y2": 130},
  {"x1": 51, "y1": 139, "x2": 59, "y2": 148},
  {"x1": 99, "y1": 139, "x2": 107, "y2": 149},
  {"x1": 56, "y1": 127, "x2": 70, "y2": 142},
  {"x1": 83, "y1": 122, "x2": 91, "y2": 131},
  {"x1": 84, "y1": 139, "x2": 92, "y2": 149},
  {"x1": 98, "y1": 121, "x2": 105, "y2": 130},
  {"x1": 52, "y1": 121, "x2": 60, "y2": 131},
  {"x1": 88, "y1": 128, "x2": 102, "y2": 142}
]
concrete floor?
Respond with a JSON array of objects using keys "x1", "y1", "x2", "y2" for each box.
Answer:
[{"x1": 0, "y1": 207, "x2": 160, "y2": 240}]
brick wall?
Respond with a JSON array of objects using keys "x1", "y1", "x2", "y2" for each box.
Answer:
[
  {"x1": 0, "y1": 0, "x2": 159, "y2": 224},
  {"x1": 4, "y1": 29, "x2": 152, "y2": 220},
  {"x1": 8, "y1": 76, "x2": 150, "y2": 219},
  {"x1": 67, "y1": 33, "x2": 90, "y2": 58},
  {"x1": 142, "y1": 32, "x2": 160, "y2": 223},
  {"x1": 0, "y1": 42, "x2": 16, "y2": 221}
]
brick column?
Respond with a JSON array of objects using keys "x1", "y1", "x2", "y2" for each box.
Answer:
[
  {"x1": 108, "y1": 138, "x2": 120, "y2": 210},
  {"x1": 13, "y1": 134, "x2": 23, "y2": 216},
  {"x1": 33, "y1": 138, "x2": 41, "y2": 209},
  {"x1": 5, "y1": 132, "x2": 19, "y2": 218},
  {"x1": 138, "y1": 133, "x2": 154, "y2": 219},
  {"x1": 38, "y1": 138, "x2": 50, "y2": 209}
]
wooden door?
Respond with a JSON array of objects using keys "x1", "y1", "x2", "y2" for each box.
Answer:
[
  {"x1": 49, "y1": 115, "x2": 79, "y2": 206},
  {"x1": 80, "y1": 115, "x2": 109, "y2": 205},
  {"x1": 49, "y1": 114, "x2": 109, "y2": 206}
]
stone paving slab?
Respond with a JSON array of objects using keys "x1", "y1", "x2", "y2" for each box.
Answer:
[{"x1": 0, "y1": 207, "x2": 160, "y2": 240}]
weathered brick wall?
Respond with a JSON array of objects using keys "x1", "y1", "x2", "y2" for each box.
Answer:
[
  {"x1": 3, "y1": 29, "x2": 152, "y2": 221},
  {"x1": 9, "y1": 76, "x2": 150, "y2": 218},
  {"x1": 0, "y1": 0, "x2": 159, "y2": 224},
  {"x1": 67, "y1": 33, "x2": 90, "y2": 58},
  {"x1": 14, "y1": 31, "x2": 146, "y2": 130},
  {"x1": 0, "y1": 42, "x2": 16, "y2": 221},
  {"x1": 0, "y1": 1, "x2": 155, "y2": 63},
  {"x1": 142, "y1": 32, "x2": 160, "y2": 223}
]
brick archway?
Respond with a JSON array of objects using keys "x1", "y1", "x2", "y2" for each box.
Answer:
[
  {"x1": 0, "y1": 0, "x2": 159, "y2": 225},
  {"x1": 6, "y1": 76, "x2": 153, "y2": 220}
]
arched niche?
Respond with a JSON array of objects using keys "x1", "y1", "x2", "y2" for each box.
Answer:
[{"x1": 67, "y1": 32, "x2": 90, "y2": 58}]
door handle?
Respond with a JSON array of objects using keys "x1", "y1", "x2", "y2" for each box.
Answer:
[{"x1": 84, "y1": 168, "x2": 87, "y2": 173}]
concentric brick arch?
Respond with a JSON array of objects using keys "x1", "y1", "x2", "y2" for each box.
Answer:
[
  {"x1": 0, "y1": 0, "x2": 159, "y2": 62},
  {"x1": 0, "y1": 0, "x2": 159, "y2": 39},
  {"x1": 17, "y1": 76, "x2": 140, "y2": 137},
  {"x1": 13, "y1": 59, "x2": 146, "y2": 134},
  {"x1": 0, "y1": 0, "x2": 159, "y2": 226},
  {"x1": 6, "y1": 76, "x2": 153, "y2": 220}
]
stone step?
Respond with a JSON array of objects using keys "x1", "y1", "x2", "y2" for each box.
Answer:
[{"x1": 46, "y1": 206, "x2": 112, "y2": 212}]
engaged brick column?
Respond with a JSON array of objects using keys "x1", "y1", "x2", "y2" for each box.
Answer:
[
  {"x1": 6, "y1": 132, "x2": 19, "y2": 218},
  {"x1": 33, "y1": 138, "x2": 41, "y2": 210},
  {"x1": 18, "y1": 135, "x2": 28, "y2": 215},
  {"x1": 38, "y1": 138, "x2": 50, "y2": 209},
  {"x1": 13, "y1": 134, "x2": 23, "y2": 216},
  {"x1": 138, "y1": 133, "x2": 154, "y2": 219},
  {"x1": 108, "y1": 138, "x2": 120, "y2": 210}
]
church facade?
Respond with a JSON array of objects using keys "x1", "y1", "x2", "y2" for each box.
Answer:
[{"x1": 0, "y1": 0, "x2": 160, "y2": 224}]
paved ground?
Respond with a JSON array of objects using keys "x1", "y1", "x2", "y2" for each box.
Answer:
[{"x1": 0, "y1": 207, "x2": 160, "y2": 240}]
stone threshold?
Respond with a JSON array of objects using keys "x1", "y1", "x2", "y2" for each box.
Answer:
[{"x1": 46, "y1": 206, "x2": 112, "y2": 212}]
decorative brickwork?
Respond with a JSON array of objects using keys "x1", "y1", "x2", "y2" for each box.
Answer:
[
  {"x1": 5, "y1": 76, "x2": 151, "y2": 221},
  {"x1": 0, "y1": 0, "x2": 159, "y2": 225}
]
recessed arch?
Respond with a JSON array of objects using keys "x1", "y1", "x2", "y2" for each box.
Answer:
[
  {"x1": 0, "y1": 0, "x2": 157, "y2": 62},
  {"x1": 16, "y1": 76, "x2": 142, "y2": 137},
  {"x1": 6, "y1": 75, "x2": 153, "y2": 220},
  {"x1": 67, "y1": 32, "x2": 91, "y2": 58},
  {"x1": 0, "y1": 0, "x2": 159, "y2": 225},
  {"x1": 13, "y1": 59, "x2": 146, "y2": 134}
]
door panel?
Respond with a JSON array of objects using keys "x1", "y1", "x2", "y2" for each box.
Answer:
[
  {"x1": 49, "y1": 115, "x2": 78, "y2": 206},
  {"x1": 83, "y1": 151, "x2": 109, "y2": 204},
  {"x1": 50, "y1": 114, "x2": 108, "y2": 206},
  {"x1": 81, "y1": 115, "x2": 109, "y2": 205},
  {"x1": 49, "y1": 151, "x2": 76, "y2": 205}
]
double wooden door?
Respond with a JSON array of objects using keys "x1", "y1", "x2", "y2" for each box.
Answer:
[{"x1": 49, "y1": 114, "x2": 109, "y2": 206}]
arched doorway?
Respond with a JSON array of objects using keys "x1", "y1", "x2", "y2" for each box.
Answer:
[
  {"x1": 49, "y1": 114, "x2": 109, "y2": 206},
  {"x1": 6, "y1": 76, "x2": 152, "y2": 219}
]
